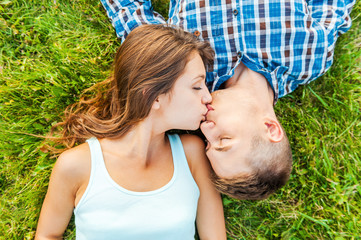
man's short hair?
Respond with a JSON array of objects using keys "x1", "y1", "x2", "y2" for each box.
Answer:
[{"x1": 211, "y1": 132, "x2": 292, "y2": 200}]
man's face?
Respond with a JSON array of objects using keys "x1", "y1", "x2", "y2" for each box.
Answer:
[{"x1": 200, "y1": 88, "x2": 258, "y2": 178}]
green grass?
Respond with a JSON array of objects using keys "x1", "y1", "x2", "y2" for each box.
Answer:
[{"x1": 0, "y1": 0, "x2": 360, "y2": 239}]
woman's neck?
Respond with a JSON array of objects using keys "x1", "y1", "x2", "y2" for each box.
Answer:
[{"x1": 103, "y1": 117, "x2": 169, "y2": 166}]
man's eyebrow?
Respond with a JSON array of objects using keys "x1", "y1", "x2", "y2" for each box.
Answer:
[{"x1": 214, "y1": 145, "x2": 231, "y2": 152}]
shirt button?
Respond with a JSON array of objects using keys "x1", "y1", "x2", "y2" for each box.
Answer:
[
  {"x1": 237, "y1": 51, "x2": 242, "y2": 58},
  {"x1": 193, "y1": 30, "x2": 201, "y2": 37},
  {"x1": 233, "y1": 9, "x2": 238, "y2": 16}
]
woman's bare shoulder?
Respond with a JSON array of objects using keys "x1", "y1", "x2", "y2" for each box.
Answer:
[
  {"x1": 180, "y1": 134, "x2": 205, "y2": 152},
  {"x1": 179, "y1": 134, "x2": 208, "y2": 172},
  {"x1": 53, "y1": 142, "x2": 91, "y2": 186}
]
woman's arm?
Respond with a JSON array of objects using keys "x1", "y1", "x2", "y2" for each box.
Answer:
[
  {"x1": 35, "y1": 144, "x2": 90, "y2": 240},
  {"x1": 181, "y1": 134, "x2": 227, "y2": 240}
]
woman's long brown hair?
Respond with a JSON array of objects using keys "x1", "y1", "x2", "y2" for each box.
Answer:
[{"x1": 51, "y1": 24, "x2": 214, "y2": 150}]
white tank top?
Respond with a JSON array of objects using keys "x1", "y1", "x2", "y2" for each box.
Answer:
[{"x1": 74, "y1": 134, "x2": 200, "y2": 240}]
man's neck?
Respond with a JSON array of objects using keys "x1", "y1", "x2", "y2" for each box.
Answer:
[{"x1": 226, "y1": 62, "x2": 275, "y2": 106}]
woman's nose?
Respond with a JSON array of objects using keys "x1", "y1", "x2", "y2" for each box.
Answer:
[{"x1": 201, "y1": 89, "x2": 212, "y2": 104}]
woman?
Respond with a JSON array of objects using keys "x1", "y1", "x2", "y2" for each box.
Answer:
[{"x1": 35, "y1": 24, "x2": 226, "y2": 239}]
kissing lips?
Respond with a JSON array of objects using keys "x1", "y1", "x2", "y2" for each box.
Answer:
[
  {"x1": 206, "y1": 104, "x2": 214, "y2": 122},
  {"x1": 206, "y1": 104, "x2": 214, "y2": 111}
]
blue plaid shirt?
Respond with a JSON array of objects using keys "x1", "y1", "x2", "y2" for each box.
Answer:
[{"x1": 101, "y1": 0, "x2": 354, "y2": 101}]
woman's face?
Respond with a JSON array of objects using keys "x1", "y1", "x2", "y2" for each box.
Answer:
[{"x1": 159, "y1": 52, "x2": 212, "y2": 130}]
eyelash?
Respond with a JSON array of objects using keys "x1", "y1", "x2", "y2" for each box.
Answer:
[{"x1": 193, "y1": 87, "x2": 202, "y2": 90}]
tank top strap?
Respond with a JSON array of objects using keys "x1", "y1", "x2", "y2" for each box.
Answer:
[
  {"x1": 74, "y1": 137, "x2": 105, "y2": 212},
  {"x1": 86, "y1": 137, "x2": 104, "y2": 167},
  {"x1": 168, "y1": 134, "x2": 191, "y2": 175},
  {"x1": 168, "y1": 134, "x2": 183, "y2": 159}
]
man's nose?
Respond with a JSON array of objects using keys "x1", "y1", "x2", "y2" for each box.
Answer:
[{"x1": 200, "y1": 121, "x2": 217, "y2": 141}]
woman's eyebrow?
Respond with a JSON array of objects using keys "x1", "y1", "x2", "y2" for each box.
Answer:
[{"x1": 192, "y1": 74, "x2": 206, "y2": 81}]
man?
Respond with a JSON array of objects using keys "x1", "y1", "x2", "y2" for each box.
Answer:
[{"x1": 101, "y1": 0, "x2": 355, "y2": 200}]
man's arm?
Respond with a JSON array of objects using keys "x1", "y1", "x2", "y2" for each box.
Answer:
[{"x1": 100, "y1": 0, "x2": 166, "y2": 42}]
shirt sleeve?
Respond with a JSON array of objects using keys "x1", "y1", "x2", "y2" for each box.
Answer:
[
  {"x1": 100, "y1": 0, "x2": 167, "y2": 42},
  {"x1": 244, "y1": 0, "x2": 356, "y2": 99},
  {"x1": 305, "y1": 0, "x2": 355, "y2": 67},
  {"x1": 274, "y1": 0, "x2": 356, "y2": 98}
]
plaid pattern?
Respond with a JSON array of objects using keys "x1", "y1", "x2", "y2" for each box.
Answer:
[{"x1": 101, "y1": 0, "x2": 355, "y2": 100}]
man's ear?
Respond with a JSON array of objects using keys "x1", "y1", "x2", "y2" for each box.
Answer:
[{"x1": 264, "y1": 118, "x2": 284, "y2": 143}]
